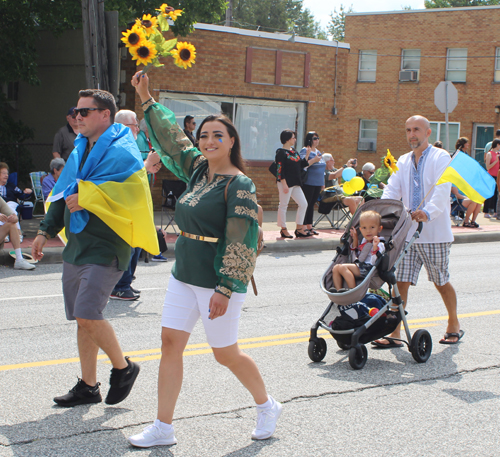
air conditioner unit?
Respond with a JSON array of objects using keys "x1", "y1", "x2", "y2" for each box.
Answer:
[
  {"x1": 358, "y1": 141, "x2": 375, "y2": 151},
  {"x1": 399, "y1": 70, "x2": 419, "y2": 82}
]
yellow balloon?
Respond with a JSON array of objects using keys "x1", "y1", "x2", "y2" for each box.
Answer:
[
  {"x1": 343, "y1": 181, "x2": 354, "y2": 195},
  {"x1": 350, "y1": 176, "x2": 365, "y2": 192}
]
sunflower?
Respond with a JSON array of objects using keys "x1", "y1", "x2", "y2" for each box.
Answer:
[
  {"x1": 156, "y1": 3, "x2": 175, "y2": 16},
  {"x1": 384, "y1": 149, "x2": 399, "y2": 174},
  {"x1": 171, "y1": 42, "x2": 196, "y2": 69},
  {"x1": 168, "y1": 9, "x2": 183, "y2": 21},
  {"x1": 121, "y1": 24, "x2": 146, "y2": 49},
  {"x1": 130, "y1": 39, "x2": 158, "y2": 66},
  {"x1": 136, "y1": 14, "x2": 158, "y2": 36}
]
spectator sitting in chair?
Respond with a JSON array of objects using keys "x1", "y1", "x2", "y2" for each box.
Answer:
[
  {"x1": 42, "y1": 158, "x2": 65, "y2": 201},
  {"x1": 322, "y1": 154, "x2": 362, "y2": 215},
  {"x1": 0, "y1": 196, "x2": 35, "y2": 270},
  {"x1": 0, "y1": 162, "x2": 33, "y2": 242}
]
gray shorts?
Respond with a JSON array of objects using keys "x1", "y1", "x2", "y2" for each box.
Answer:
[
  {"x1": 62, "y1": 260, "x2": 123, "y2": 321},
  {"x1": 396, "y1": 242, "x2": 451, "y2": 286}
]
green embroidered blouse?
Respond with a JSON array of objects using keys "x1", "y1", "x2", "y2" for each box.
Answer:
[{"x1": 145, "y1": 102, "x2": 259, "y2": 298}]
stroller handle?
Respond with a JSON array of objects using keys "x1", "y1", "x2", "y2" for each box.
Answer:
[{"x1": 416, "y1": 221, "x2": 423, "y2": 234}]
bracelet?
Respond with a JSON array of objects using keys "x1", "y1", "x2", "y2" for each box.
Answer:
[
  {"x1": 343, "y1": 164, "x2": 348, "y2": 169},
  {"x1": 37, "y1": 230, "x2": 51, "y2": 240},
  {"x1": 141, "y1": 97, "x2": 153, "y2": 106}
]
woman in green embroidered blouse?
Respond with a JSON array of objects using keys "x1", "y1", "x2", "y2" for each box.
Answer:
[{"x1": 127, "y1": 72, "x2": 281, "y2": 448}]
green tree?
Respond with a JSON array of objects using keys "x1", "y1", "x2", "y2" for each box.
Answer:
[
  {"x1": 425, "y1": 0, "x2": 499, "y2": 7},
  {"x1": 231, "y1": 0, "x2": 326, "y2": 39},
  {"x1": 326, "y1": 4, "x2": 353, "y2": 42}
]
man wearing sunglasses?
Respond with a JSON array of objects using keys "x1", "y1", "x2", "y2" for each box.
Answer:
[
  {"x1": 32, "y1": 89, "x2": 160, "y2": 408},
  {"x1": 52, "y1": 107, "x2": 79, "y2": 160}
]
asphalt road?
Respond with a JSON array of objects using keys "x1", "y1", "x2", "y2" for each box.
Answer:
[{"x1": 1, "y1": 242, "x2": 499, "y2": 456}]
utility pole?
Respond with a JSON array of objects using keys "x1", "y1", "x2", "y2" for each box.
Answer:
[
  {"x1": 81, "y1": 0, "x2": 110, "y2": 90},
  {"x1": 225, "y1": 0, "x2": 233, "y2": 27}
]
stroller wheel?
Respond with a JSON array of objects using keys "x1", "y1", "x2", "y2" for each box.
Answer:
[
  {"x1": 348, "y1": 344, "x2": 368, "y2": 370},
  {"x1": 308, "y1": 338, "x2": 327, "y2": 362},
  {"x1": 410, "y1": 329, "x2": 432, "y2": 363},
  {"x1": 336, "y1": 340, "x2": 350, "y2": 351}
]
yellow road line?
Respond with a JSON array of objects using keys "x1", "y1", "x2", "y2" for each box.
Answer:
[{"x1": 0, "y1": 310, "x2": 496, "y2": 372}]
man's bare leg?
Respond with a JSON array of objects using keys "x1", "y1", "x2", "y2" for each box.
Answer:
[
  {"x1": 435, "y1": 282, "x2": 461, "y2": 343},
  {"x1": 373, "y1": 281, "x2": 410, "y2": 345},
  {"x1": 75, "y1": 318, "x2": 128, "y2": 386}
]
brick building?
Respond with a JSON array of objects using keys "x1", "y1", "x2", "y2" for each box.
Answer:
[
  {"x1": 344, "y1": 5, "x2": 500, "y2": 167},
  {"x1": 127, "y1": 24, "x2": 350, "y2": 210}
]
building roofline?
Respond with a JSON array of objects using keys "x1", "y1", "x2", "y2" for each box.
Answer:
[
  {"x1": 346, "y1": 4, "x2": 500, "y2": 16},
  {"x1": 194, "y1": 23, "x2": 350, "y2": 49}
]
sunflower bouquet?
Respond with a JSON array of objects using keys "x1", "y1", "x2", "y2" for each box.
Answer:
[
  {"x1": 121, "y1": 3, "x2": 196, "y2": 71},
  {"x1": 365, "y1": 149, "x2": 399, "y2": 199}
]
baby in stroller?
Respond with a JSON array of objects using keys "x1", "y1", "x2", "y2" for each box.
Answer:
[{"x1": 331, "y1": 210, "x2": 385, "y2": 292}]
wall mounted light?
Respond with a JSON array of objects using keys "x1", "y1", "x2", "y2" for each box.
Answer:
[{"x1": 495, "y1": 105, "x2": 500, "y2": 114}]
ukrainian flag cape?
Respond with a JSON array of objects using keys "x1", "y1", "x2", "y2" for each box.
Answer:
[
  {"x1": 436, "y1": 151, "x2": 496, "y2": 204},
  {"x1": 47, "y1": 123, "x2": 159, "y2": 254}
]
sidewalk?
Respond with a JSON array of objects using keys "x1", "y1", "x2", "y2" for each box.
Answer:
[{"x1": 2, "y1": 209, "x2": 500, "y2": 266}]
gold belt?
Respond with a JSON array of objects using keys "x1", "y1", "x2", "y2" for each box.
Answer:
[{"x1": 180, "y1": 231, "x2": 219, "y2": 243}]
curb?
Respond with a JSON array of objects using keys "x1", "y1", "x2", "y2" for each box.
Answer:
[{"x1": 2, "y1": 229, "x2": 500, "y2": 266}]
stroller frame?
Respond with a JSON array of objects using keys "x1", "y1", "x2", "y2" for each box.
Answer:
[{"x1": 308, "y1": 200, "x2": 433, "y2": 370}]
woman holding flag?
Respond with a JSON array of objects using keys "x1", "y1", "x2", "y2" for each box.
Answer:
[{"x1": 127, "y1": 71, "x2": 281, "y2": 448}]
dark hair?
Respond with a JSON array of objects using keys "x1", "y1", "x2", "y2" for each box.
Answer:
[
  {"x1": 280, "y1": 129, "x2": 295, "y2": 145},
  {"x1": 304, "y1": 131, "x2": 317, "y2": 148},
  {"x1": 196, "y1": 114, "x2": 246, "y2": 174},
  {"x1": 455, "y1": 137, "x2": 468, "y2": 151},
  {"x1": 78, "y1": 89, "x2": 117, "y2": 123},
  {"x1": 493, "y1": 139, "x2": 500, "y2": 149},
  {"x1": 433, "y1": 140, "x2": 443, "y2": 148},
  {"x1": 184, "y1": 115, "x2": 194, "y2": 128},
  {"x1": 496, "y1": 129, "x2": 500, "y2": 137}
]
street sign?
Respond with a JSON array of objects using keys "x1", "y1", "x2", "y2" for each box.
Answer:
[
  {"x1": 434, "y1": 81, "x2": 458, "y2": 152},
  {"x1": 434, "y1": 81, "x2": 458, "y2": 114}
]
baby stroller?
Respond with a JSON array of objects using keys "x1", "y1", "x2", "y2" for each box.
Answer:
[{"x1": 308, "y1": 199, "x2": 432, "y2": 370}]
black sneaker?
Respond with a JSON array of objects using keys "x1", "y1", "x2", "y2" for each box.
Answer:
[
  {"x1": 53, "y1": 378, "x2": 102, "y2": 407},
  {"x1": 130, "y1": 286, "x2": 141, "y2": 295},
  {"x1": 110, "y1": 289, "x2": 138, "y2": 301},
  {"x1": 105, "y1": 357, "x2": 140, "y2": 405}
]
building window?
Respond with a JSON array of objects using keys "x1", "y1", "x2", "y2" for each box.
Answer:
[
  {"x1": 495, "y1": 48, "x2": 500, "y2": 82},
  {"x1": 401, "y1": 49, "x2": 420, "y2": 70},
  {"x1": 158, "y1": 92, "x2": 306, "y2": 161},
  {"x1": 358, "y1": 119, "x2": 378, "y2": 151},
  {"x1": 446, "y1": 48, "x2": 467, "y2": 82},
  {"x1": 358, "y1": 50, "x2": 377, "y2": 82},
  {"x1": 429, "y1": 121, "x2": 460, "y2": 151}
]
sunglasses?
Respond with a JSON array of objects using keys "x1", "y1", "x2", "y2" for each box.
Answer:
[
  {"x1": 73, "y1": 107, "x2": 105, "y2": 117},
  {"x1": 313, "y1": 137, "x2": 320, "y2": 140},
  {"x1": 125, "y1": 123, "x2": 140, "y2": 128}
]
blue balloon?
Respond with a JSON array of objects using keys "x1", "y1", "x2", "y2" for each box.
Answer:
[{"x1": 342, "y1": 167, "x2": 356, "y2": 181}]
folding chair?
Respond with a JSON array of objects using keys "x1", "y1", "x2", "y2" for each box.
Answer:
[
  {"x1": 161, "y1": 179, "x2": 187, "y2": 235},
  {"x1": 29, "y1": 171, "x2": 48, "y2": 217},
  {"x1": 313, "y1": 199, "x2": 351, "y2": 230},
  {"x1": 450, "y1": 195, "x2": 466, "y2": 226}
]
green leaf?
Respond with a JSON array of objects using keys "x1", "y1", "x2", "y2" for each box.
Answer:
[
  {"x1": 162, "y1": 38, "x2": 178, "y2": 53},
  {"x1": 157, "y1": 14, "x2": 170, "y2": 32}
]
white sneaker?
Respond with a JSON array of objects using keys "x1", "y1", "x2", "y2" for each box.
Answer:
[
  {"x1": 19, "y1": 234, "x2": 23, "y2": 243},
  {"x1": 14, "y1": 258, "x2": 35, "y2": 270},
  {"x1": 251, "y1": 396, "x2": 282, "y2": 440},
  {"x1": 5, "y1": 235, "x2": 9, "y2": 243},
  {"x1": 128, "y1": 420, "x2": 177, "y2": 448}
]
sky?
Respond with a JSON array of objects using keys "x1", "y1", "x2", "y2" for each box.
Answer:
[{"x1": 303, "y1": 0, "x2": 426, "y2": 30}]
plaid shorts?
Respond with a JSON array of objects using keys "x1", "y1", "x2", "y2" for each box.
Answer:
[{"x1": 396, "y1": 242, "x2": 451, "y2": 286}]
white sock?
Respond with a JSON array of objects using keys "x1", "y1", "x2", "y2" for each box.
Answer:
[
  {"x1": 155, "y1": 419, "x2": 173, "y2": 431},
  {"x1": 257, "y1": 397, "x2": 272, "y2": 409},
  {"x1": 15, "y1": 248, "x2": 23, "y2": 261}
]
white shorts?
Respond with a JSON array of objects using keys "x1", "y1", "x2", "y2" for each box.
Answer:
[{"x1": 161, "y1": 275, "x2": 245, "y2": 348}]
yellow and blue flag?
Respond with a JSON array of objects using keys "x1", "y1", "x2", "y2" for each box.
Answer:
[
  {"x1": 47, "y1": 123, "x2": 159, "y2": 254},
  {"x1": 436, "y1": 151, "x2": 496, "y2": 204}
]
